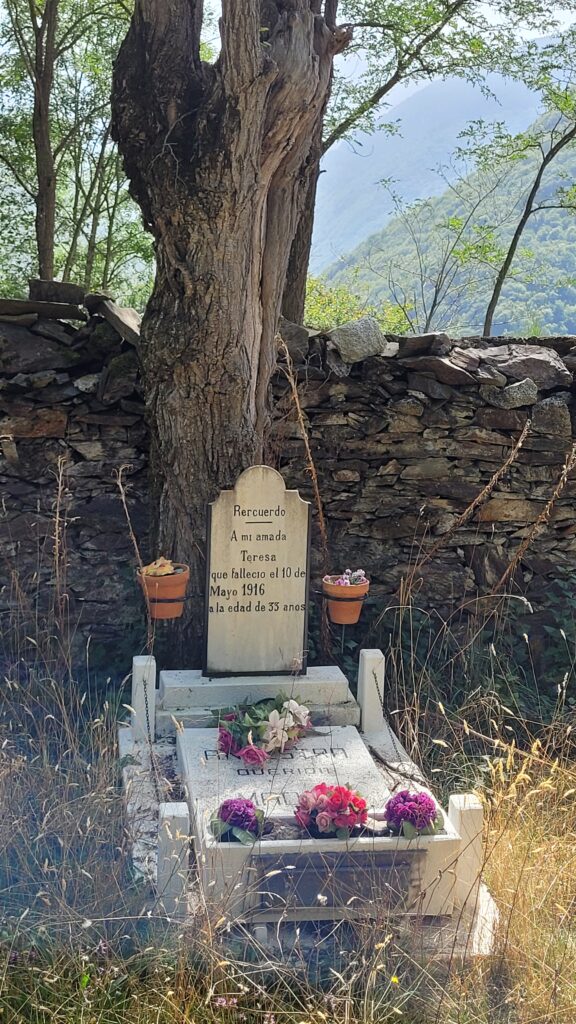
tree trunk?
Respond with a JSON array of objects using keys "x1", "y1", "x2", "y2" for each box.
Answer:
[
  {"x1": 483, "y1": 124, "x2": 576, "y2": 336},
  {"x1": 32, "y1": 1, "x2": 59, "y2": 280},
  {"x1": 282, "y1": 123, "x2": 323, "y2": 324},
  {"x1": 112, "y1": 1, "x2": 350, "y2": 663}
]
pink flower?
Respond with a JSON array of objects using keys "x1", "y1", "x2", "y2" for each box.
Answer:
[
  {"x1": 295, "y1": 809, "x2": 311, "y2": 828},
  {"x1": 237, "y1": 745, "x2": 269, "y2": 766},
  {"x1": 315, "y1": 811, "x2": 334, "y2": 833},
  {"x1": 297, "y1": 790, "x2": 316, "y2": 811},
  {"x1": 315, "y1": 793, "x2": 330, "y2": 811}
]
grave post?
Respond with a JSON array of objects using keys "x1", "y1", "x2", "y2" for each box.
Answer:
[
  {"x1": 358, "y1": 649, "x2": 386, "y2": 733},
  {"x1": 448, "y1": 793, "x2": 484, "y2": 910},
  {"x1": 131, "y1": 655, "x2": 156, "y2": 743},
  {"x1": 157, "y1": 801, "x2": 190, "y2": 919}
]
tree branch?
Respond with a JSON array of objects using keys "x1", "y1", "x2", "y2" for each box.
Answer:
[
  {"x1": 0, "y1": 152, "x2": 36, "y2": 199},
  {"x1": 322, "y1": 0, "x2": 468, "y2": 153},
  {"x1": 324, "y1": 0, "x2": 338, "y2": 31},
  {"x1": 483, "y1": 121, "x2": 576, "y2": 334}
]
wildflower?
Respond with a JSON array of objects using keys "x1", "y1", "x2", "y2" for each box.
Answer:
[{"x1": 214, "y1": 996, "x2": 238, "y2": 1008}]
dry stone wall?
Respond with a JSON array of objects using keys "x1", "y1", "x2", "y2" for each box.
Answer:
[
  {"x1": 273, "y1": 332, "x2": 576, "y2": 630},
  {"x1": 0, "y1": 302, "x2": 148, "y2": 666},
  {"x1": 1, "y1": 303, "x2": 576, "y2": 669}
]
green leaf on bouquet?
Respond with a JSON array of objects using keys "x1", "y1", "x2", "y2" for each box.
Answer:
[
  {"x1": 401, "y1": 821, "x2": 418, "y2": 840},
  {"x1": 336, "y1": 827, "x2": 351, "y2": 840},
  {"x1": 210, "y1": 818, "x2": 228, "y2": 838},
  {"x1": 232, "y1": 827, "x2": 258, "y2": 845}
]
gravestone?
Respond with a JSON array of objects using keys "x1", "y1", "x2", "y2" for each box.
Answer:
[{"x1": 204, "y1": 466, "x2": 311, "y2": 675}]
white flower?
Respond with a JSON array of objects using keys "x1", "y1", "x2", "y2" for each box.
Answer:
[
  {"x1": 282, "y1": 699, "x2": 311, "y2": 728},
  {"x1": 263, "y1": 709, "x2": 293, "y2": 752}
]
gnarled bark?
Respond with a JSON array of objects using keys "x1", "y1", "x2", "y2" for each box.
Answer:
[{"x1": 111, "y1": 1, "x2": 350, "y2": 662}]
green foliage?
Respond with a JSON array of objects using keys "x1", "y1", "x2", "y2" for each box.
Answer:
[
  {"x1": 324, "y1": 0, "x2": 576, "y2": 150},
  {"x1": 0, "y1": 0, "x2": 154, "y2": 302},
  {"x1": 305, "y1": 275, "x2": 410, "y2": 332}
]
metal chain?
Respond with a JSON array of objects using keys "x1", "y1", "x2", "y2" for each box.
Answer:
[{"x1": 142, "y1": 678, "x2": 162, "y2": 803}]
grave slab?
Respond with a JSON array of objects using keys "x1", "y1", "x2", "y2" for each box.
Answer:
[
  {"x1": 177, "y1": 726, "x2": 461, "y2": 920},
  {"x1": 158, "y1": 665, "x2": 350, "y2": 709},
  {"x1": 205, "y1": 466, "x2": 310, "y2": 675}
]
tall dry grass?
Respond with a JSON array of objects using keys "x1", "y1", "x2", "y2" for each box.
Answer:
[
  {"x1": 1, "y1": 438, "x2": 576, "y2": 1021},
  {"x1": 0, "y1": 628, "x2": 575, "y2": 1023}
]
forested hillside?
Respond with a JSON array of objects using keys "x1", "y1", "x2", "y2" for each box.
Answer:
[{"x1": 325, "y1": 120, "x2": 576, "y2": 336}]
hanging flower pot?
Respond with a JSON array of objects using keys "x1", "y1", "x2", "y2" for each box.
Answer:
[
  {"x1": 138, "y1": 557, "x2": 190, "y2": 620},
  {"x1": 322, "y1": 568, "x2": 369, "y2": 625}
]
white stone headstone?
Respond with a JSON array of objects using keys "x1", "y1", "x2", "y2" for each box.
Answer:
[{"x1": 204, "y1": 466, "x2": 310, "y2": 675}]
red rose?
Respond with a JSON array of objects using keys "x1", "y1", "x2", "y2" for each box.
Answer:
[
  {"x1": 329, "y1": 788, "x2": 347, "y2": 811},
  {"x1": 334, "y1": 813, "x2": 354, "y2": 829},
  {"x1": 237, "y1": 745, "x2": 269, "y2": 766},
  {"x1": 312, "y1": 783, "x2": 329, "y2": 796}
]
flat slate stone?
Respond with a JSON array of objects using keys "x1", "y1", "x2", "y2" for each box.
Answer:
[
  {"x1": 85, "y1": 296, "x2": 140, "y2": 345},
  {"x1": 0, "y1": 323, "x2": 83, "y2": 373},
  {"x1": 28, "y1": 279, "x2": 86, "y2": 305},
  {"x1": 0, "y1": 298, "x2": 87, "y2": 321}
]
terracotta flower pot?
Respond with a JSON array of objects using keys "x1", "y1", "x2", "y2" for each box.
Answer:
[
  {"x1": 138, "y1": 564, "x2": 190, "y2": 620},
  {"x1": 322, "y1": 576, "x2": 369, "y2": 625}
]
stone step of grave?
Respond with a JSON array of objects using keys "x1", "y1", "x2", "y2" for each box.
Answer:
[
  {"x1": 155, "y1": 697, "x2": 360, "y2": 736},
  {"x1": 158, "y1": 665, "x2": 352, "y2": 710}
]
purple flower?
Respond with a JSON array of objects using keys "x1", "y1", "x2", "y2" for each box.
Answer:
[
  {"x1": 218, "y1": 726, "x2": 239, "y2": 756},
  {"x1": 218, "y1": 798, "x2": 260, "y2": 834},
  {"x1": 385, "y1": 790, "x2": 437, "y2": 832}
]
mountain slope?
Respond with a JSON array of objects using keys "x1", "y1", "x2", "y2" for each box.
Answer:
[
  {"x1": 325, "y1": 134, "x2": 576, "y2": 337},
  {"x1": 311, "y1": 74, "x2": 542, "y2": 273}
]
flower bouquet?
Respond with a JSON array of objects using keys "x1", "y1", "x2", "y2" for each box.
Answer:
[
  {"x1": 215, "y1": 695, "x2": 311, "y2": 767},
  {"x1": 295, "y1": 782, "x2": 368, "y2": 839},
  {"x1": 322, "y1": 568, "x2": 369, "y2": 625},
  {"x1": 210, "y1": 798, "x2": 264, "y2": 845},
  {"x1": 384, "y1": 789, "x2": 444, "y2": 839}
]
